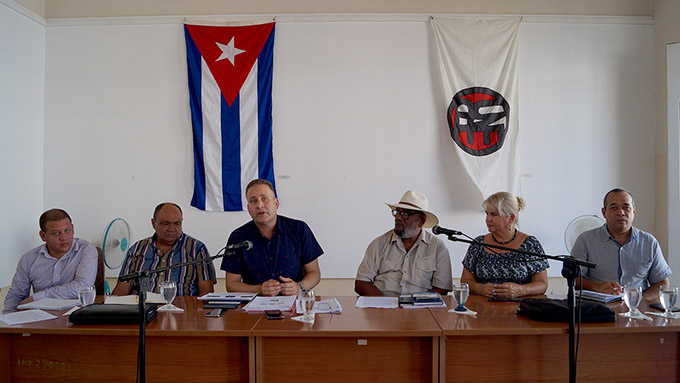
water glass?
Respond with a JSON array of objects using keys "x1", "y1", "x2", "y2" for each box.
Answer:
[
  {"x1": 78, "y1": 285, "x2": 96, "y2": 306},
  {"x1": 453, "y1": 283, "x2": 470, "y2": 312},
  {"x1": 622, "y1": 285, "x2": 642, "y2": 318},
  {"x1": 160, "y1": 281, "x2": 177, "y2": 310},
  {"x1": 659, "y1": 285, "x2": 679, "y2": 318},
  {"x1": 298, "y1": 289, "x2": 315, "y2": 320}
]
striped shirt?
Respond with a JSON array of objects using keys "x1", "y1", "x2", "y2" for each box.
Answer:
[{"x1": 117, "y1": 233, "x2": 216, "y2": 296}]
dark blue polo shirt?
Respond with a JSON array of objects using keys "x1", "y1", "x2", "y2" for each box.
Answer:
[{"x1": 220, "y1": 215, "x2": 323, "y2": 285}]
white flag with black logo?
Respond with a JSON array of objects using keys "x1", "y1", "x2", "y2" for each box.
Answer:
[{"x1": 431, "y1": 17, "x2": 521, "y2": 198}]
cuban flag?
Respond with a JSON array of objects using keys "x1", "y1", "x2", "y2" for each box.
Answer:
[{"x1": 184, "y1": 23, "x2": 276, "y2": 211}]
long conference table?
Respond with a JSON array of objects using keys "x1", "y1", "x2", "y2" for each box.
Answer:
[{"x1": 1, "y1": 295, "x2": 678, "y2": 383}]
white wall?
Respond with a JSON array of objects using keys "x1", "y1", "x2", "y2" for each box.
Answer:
[
  {"x1": 41, "y1": 16, "x2": 656, "y2": 284},
  {"x1": 0, "y1": 1, "x2": 45, "y2": 286}
]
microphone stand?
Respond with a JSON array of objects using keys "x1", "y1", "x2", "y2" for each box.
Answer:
[
  {"x1": 119, "y1": 246, "x2": 238, "y2": 383},
  {"x1": 439, "y1": 233, "x2": 596, "y2": 383}
]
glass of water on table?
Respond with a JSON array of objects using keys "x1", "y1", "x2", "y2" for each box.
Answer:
[
  {"x1": 78, "y1": 285, "x2": 96, "y2": 306},
  {"x1": 453, "y1": 283, "x2": 470, "y2": 312},
  {"x1": 621, "y1": 285, "x2": 643, "y2": 318},
  {"x1": 160, "y1": 281, "x2": 178, "y2": 310},
  {"x1": 659, "y1": 285, "x2": 679, "y2": 318}
]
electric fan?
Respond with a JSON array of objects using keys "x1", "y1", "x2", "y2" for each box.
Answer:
[
  {"x1": 102, "y1": 218, "x2": 132, "y2": 269},
  {"x1": 564, "y1": 215, "x2": 604, "y2": 253}
]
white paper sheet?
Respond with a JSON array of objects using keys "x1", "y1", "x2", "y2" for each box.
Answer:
[
  {"x1": 355, "y1": 296, "x2": 398, "y2": 309},
  {"x1": 0, "y1": 309, "x2": 58, "y2": 325},
  {"x1": 17, "y1": 298, "x2": 79, "y2": 311},
  {"x1": 243, "y1": 296, "x2": 296, "y2": 312}
]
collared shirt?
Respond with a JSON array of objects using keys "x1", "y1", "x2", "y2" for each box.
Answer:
[
  {"x1": 220, "y1": 215, "x2": 323, "y2": 285},
  {"x1": 3, "y1": 238, "x2": 98, "y2": 314},
  {"x1": 462, "y1": 235, "x2": 549, "y2": 285},
  {"x1": 571, "y1": 224, "x2": 671, "y2": 289},
  {"x1": 117, "y1": 233, "x2": 216, "y2": 296},
  {"x1": 356, "y1": 229, "x2": 453, "y2": 296}
]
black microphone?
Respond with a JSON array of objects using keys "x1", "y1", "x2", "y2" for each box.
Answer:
[
  {"x1": 225, "y1": 240, "x2": 253, "y2": 251},
  {"x1": 432, "y1": 225, "x2": 463, "y2": 236}
]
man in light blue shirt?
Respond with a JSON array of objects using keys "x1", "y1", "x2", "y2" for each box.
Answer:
[
  {"x1": 3, "y1": 209, "x2": 98, "y2": 313},
  {"x1": 571, "y1": 188, "x2": 671, "y2": 300}
]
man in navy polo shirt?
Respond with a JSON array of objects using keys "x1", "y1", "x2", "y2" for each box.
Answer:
[{"x1": 221, "y1": 179, "x2": 323, "y2": 296}]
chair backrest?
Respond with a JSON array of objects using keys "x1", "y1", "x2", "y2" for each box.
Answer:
[{"x1": 95, "y1": 247, "x2": 105, "y2": 295}]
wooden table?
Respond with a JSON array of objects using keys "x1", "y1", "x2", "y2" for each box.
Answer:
[
  {"x1": 2, "y1": 295, "x2": 678, "y2": 383},
  {"x1": 252, "y1": 296, "x2": 442, "y2": 383},
  {"x1": 0, "y1": 297, "x2": 261, "y2": 383},
  {"x1": 430, "y1": 295, "x2": 680, "y2": 383}
]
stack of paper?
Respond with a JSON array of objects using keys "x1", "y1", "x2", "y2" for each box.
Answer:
[
  {"x1": 412, "y1": 292, "x2": 444, "y2": 306},
  {"x1": 243, "y1": 296, "x2": 296, "y2": 312},
  {"x1": 198, "y1": 292, "x2": 257, "y2": 303},
  {"x1": 579, "y1": 290, "x2": 623, "y2": 303},
  {"x1": 399, "y1": 293, "x2": 446, "y2": 309},
  {"x1": 17, "y1": 298, "x2": 80, "y2": 311},
  {"x1": 104, "y1": 292, "x2": 166, "y2": 305},
  {"x1": 355, "y1": 296, "x2": 398, "y2": 309}
]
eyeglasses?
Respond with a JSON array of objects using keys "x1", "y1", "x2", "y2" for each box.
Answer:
[{"x1": 391, "y1": 209, "x2": 422, "y2": 219}]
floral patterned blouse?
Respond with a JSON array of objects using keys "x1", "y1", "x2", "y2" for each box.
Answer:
[{"x1": 462, "y1": 235, "x2": 549, "y2": 285}]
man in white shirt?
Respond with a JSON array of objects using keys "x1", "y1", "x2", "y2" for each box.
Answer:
[{"x1": 355, "y1": 190, "x2": 453, "y2": 296}]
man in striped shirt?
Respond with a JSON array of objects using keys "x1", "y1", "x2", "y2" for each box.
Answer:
[{"x1": 111, "y1": 203, "x2": 216, "y2": 296}]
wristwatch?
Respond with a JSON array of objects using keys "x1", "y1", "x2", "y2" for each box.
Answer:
[{"x1": 298, "y1": 282, "x2": 306, "y2": 292}]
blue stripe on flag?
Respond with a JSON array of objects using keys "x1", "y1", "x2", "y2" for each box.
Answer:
[
  {"x1": 185, "y1": 26, "x2": 207, "y2": 211},
  {"x1": 222, "y1": 94, "x2": 243, "y2": 210},
  {"x1": 257, "y1": 25, "x2": 276, "y2": 195}
]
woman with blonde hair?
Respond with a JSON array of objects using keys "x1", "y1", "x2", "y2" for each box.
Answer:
[{"x1": 460, "y1": 191, "x2": 549, "y2": 299}]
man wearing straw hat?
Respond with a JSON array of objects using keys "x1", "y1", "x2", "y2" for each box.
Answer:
[{"x1": 355, "y1": 190, "x2": 452, "y2": 296}]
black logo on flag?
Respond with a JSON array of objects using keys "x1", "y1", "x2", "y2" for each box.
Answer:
[{"x1": 447, "y1": 87, "x2": 509, "y2": 156}]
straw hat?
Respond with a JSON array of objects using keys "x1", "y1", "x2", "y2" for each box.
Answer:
[{"x1": 385, "y1": 190, "x2": 439, "y2": 228}]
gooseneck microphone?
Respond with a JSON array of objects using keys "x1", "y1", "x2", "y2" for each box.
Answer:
[
  {"x1": 432, "y1": 225, "x2": 463, "y2": 236},
  {"x1": 226, "y1": 240, "x2": 253, "y2": 251}
]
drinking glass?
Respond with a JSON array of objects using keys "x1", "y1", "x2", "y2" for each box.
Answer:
[
  {"x1": 160, "y1": 281, "x2": 177, "y2": 310},
  {"x1": 78, "y1": 285, "x2": 96, "y2": 306},
  {"x1": 453, "y1": 283, "x2": 470, "y2": 312},
  {"x1": 621, "y1": 285, "x2": 642, "y2": 318},
  {"x1": 298, "y1": 289, "x2": 315, "y2": 321},
  {"x1": 659, "y1": 285, "x2": 679, "y2": 318}
]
